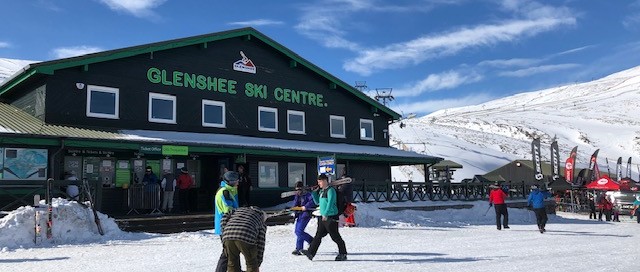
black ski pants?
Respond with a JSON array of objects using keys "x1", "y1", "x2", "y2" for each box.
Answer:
[
  {"x1": 494, "y1": 204, "x2": 509, "y2": 229},
  {"x1": 306, "y1": 215, "x2": 347, "y2": 257},
  {"x1": 533, "y1": 208, "x2": 548, "y2": 230}
]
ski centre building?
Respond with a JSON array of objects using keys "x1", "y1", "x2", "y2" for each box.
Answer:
[{"x1": 0, "y1": 27, "x2": 442, "y2": 214}]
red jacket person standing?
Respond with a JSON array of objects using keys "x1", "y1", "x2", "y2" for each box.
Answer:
[{"x1": 489, "y1": 182, "x2": 509, "y2": 230}]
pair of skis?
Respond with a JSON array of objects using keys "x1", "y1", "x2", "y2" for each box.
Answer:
[
  {"x1": 33, "y1": 195, "x2": 45, "y2": 244},
  {"x1": 34, "y1": 179, "x2": 104, "y2": 244},
  {"x1": 83, "y1": 179, "x2": 105, "y2": 236},
  {"x1": 280, "y1": 177, "x2": 352, "y2": 198}
]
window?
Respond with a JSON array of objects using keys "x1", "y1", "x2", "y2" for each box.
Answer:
[
  {"x1": 287, "y1": 110, "x2": 305, "y2": 134},
  {"x1": 360, "y1": 119, "x2": 374, "y2": 140},
  {"x1": 288, "y1": 162, "x2": 306, "y2": 187},
  {"x1": 258, "y1": 161, "x2": 278, "y2": 188},
  {"x1": 330, "y1": 115, "x2": 346, "y2": 138},
  {"x1": 258, "y1": 106, "x2": 278, "y2": 132},
  {"x1": 148, "y1": 93, "x2": 176, "y2": 124},
  {"x1": 202, "y1": 100, "x2": 225, "y2": 128},
  {"x1": 86, "y1": 85, "x2": 119, "y2": 119}
]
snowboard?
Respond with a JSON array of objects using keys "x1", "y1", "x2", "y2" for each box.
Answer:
[{"x1": 280, "y1": 177, "x2": 352, "y2": 198}]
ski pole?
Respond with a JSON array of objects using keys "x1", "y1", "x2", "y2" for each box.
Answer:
[{"x1": 484, "y1": 204, "x2": 492, "y2": 216}]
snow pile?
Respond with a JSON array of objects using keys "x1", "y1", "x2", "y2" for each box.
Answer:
[{"x1": 0, "y1": 198, "x2": 132, "y2": 250}]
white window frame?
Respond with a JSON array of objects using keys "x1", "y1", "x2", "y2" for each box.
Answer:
[
  {"x1": 258, "y1": 161, "x2": 279, "y2": 188},
  {"x1": 287, "y1": 110, "x2": 305, "y2": 134},
  {"x1": 330, "y1": 115, "x2": 346, "y2": 138},
  {"x1": 86, "y1": 85, "x2": 119, "y2": 119},
  {"x1": 148, "y1": 92, "x2": 177, "y2": 124},
  {"x1": 258, "y1": 106, "x2": 278, "y2": 132},
  {"x1": 288, "y1": 162, "x2": 306, "y2": 187},
  {"x1": 202, "y1": 100, "x2": 226, "y2": 128},
  {"x1": 360, "y1": 118, "x2": 374, "y2": 141}
]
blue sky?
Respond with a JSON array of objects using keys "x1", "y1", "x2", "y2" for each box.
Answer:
[{"x1": 1, "y1": 0, "x2": 640, "y2": 116}]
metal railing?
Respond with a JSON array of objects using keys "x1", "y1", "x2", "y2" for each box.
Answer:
[
  {"x1": 0, "y1": 179, "x2": 101, "y2": 211},
  {"x1": 127, "y1": 184, "x2": 161, "y2": 214},
  {"x1": 352, "y1": 180, "x2": 529, "y2": 203}
]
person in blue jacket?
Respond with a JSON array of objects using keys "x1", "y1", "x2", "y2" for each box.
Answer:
[
  {"x1": 214, "y1": 171, "x2": 240, "y2": 272},
  {"x1": 527, "y1": 184, "x2": 551, "y2": 233},
  {"x1": 291, "y1": 181, "x2": 316, "y2": 256}
]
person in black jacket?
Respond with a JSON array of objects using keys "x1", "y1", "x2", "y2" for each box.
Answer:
[
  {"x1": 237, "y1": 165, "x2": 252, "y2": 207},
  {"x1": 222, "y1": 206, "x2": 267, "y2": 272}
]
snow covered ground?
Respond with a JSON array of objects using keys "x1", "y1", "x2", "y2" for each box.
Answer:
[{"x1": 1, "y1": 198, "x2": 638, "y2": 272}]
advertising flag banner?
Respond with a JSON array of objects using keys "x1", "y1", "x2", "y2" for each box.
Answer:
[
  {"x1": 564, "y1": 146, "x2": 578, "y2": 184},
  {"x1": 531, "y1": 138, "x2": 543, "y2": 181},
  {"x1": 588, "y1": 149, "x2": 600, "y2": 181},
  {"x1": 550, "y1": 141, "x2": 561, "y2": 181}
]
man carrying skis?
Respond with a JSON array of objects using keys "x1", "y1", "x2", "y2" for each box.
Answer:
[
  {"x1": 305, "y1": 174, "x2": 348, "y2": 261},
  {"x1": 527, "y1": 184, "x2": 551, "y2": 233},
  {"x1": 489, "y1": 182, "x2": 509, "y2": 230}
]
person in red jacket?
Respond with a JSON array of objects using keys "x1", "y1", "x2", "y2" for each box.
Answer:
[
  {"x1": 176, "y1": 167, "x2": 194, "y2": 214},
  {"x1": 489, "y1": 182, "x2": 509, "y2": 230}
]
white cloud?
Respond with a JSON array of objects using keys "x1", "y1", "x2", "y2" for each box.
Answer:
[
  {"x1": 51, "y1": 46, "x2": 104, "y2": 59},
  {"x1": 344, "y1": 16, "x2": 576, "y2": 76},
  {"x1": 98, "y1": 0, "x2": 166, "y2": 18},
  {"x1": 498, "y1": 63, "x2": 580, "y2": 77},
  {"x1": 394, "y1": 70, "x2": 483, "y2": 97},
  {"x1": 294, "y1": 0, "x2": 458, "y2": 51},
  {"x1": 479, "y1": 58, "x2": 540, "y2": 68},
  {"x1": 0, "y1": 42, "x2": 10, "y2": 48},
  {"x1": 623, "y1": 13, "x2": 640, "y2": 29},
  {"x1": 391, "y1": 93, "x2": 495, "y2": 115},
  {"x1": 228, "y1": 19, "x2": 284, "y2": 27}
]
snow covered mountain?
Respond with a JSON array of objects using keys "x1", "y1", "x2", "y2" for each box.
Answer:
[
  {"x1": 1, "y1": 57, "x2": 639, "y2": 183},
  {"x1": 390, "y1": 65, "x2": 640, "y2": 182},
  {"x1": 0, "y1": 58, "x2": 36, "y2": 83}
]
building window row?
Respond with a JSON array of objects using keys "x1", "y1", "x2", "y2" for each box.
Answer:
[{"x1": 85, "y1": 86, "x2": 373, "y2": 140}]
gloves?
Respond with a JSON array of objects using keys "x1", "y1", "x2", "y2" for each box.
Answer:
[{"x1": 489, "y1": 203, "x2": 493, "y2": 207}]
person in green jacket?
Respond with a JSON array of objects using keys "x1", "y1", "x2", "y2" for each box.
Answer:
[{"x1": 304, "y1": 174, "x2": 347, "y2": 261}]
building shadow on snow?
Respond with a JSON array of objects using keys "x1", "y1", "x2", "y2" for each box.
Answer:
[
  {"x1": 0, "y1": 257, "x2": 70, "y2": 263},
  {"x1": 313, "y1": 252, "x2": 489, "y2": 263}
]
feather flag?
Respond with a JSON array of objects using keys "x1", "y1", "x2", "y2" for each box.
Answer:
[
  {"x1": 564, "y1": 146, "x2": 578, "y2": 184},
  {"x1": 531, "y1": 138, "x2": 543, "y2": 181}
]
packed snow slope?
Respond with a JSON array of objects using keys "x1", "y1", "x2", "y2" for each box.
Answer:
[
  {"x1": 391, "y1": 65, "x2": 640, "y2": 181},
  {"x1": 1, "y1": 198, "x2": 639, "y2": 272}
]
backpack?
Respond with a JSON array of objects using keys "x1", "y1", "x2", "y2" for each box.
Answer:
[{"x1": 336, "y1": 182, "x2": 353, "y2": 216}]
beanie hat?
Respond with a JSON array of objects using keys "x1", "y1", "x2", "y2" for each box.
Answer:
[{"x1": 223, "y1": 171, "x2": 240, "y2": 186}]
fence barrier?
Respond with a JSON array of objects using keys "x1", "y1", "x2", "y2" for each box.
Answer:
[
  {"x1": 352, "y1": 181, "x2": 529, "y2": 203},
  {"x1": 127, "y1": 184, "x2": 161, "y2": 215}
]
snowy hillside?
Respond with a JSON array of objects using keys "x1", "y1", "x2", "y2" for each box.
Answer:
[
  {"x1": 391, "y1": 65, "x2": 640, "y2": 182},
  {"x1": 0, "y1": 58, "x2": 36, "y2": 84}
]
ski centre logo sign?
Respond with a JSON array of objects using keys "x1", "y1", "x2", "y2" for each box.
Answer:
[{"x1": 233, "y1": 51, "x2": 256, "y2": 74}]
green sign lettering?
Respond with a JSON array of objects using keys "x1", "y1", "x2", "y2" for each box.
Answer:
[
  {"x1": 162, "y1": 145, "x2": 189, "y2": 156},
  {"x1": 147, "y1": 66, "x2": 327, "y2": 107}
]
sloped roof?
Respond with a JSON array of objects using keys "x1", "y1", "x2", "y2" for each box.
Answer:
[
  {"x1": 432, "y1": 159, "x2": 463, "y2": 170},
  {"x1": 0, "y1": 103, "x2": 440, "y2": 165},
  {"x1": 0, "y1": 27, "x2": 400, "y2": 119},
  {"x1": 0, "y1": 103, "x2": 122, "y2": 139}
]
